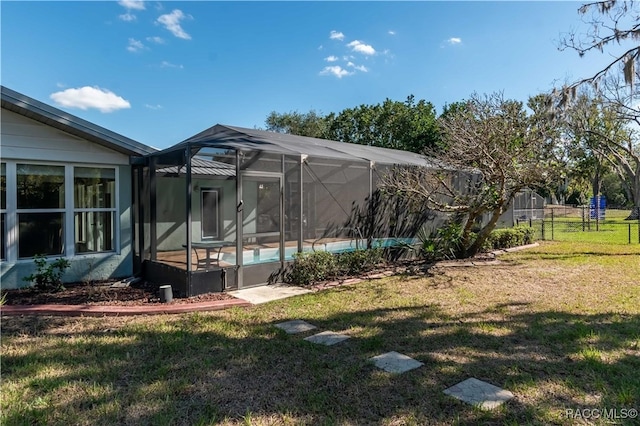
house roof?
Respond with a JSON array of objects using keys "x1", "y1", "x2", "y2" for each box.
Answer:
[
  {"x1": 157, "y1": 157, "x2": 236, "y2": 177},
  {"x1": 165, "y1": 124, "x2": 437, "y2": 168},
  {"x1": 1, "y1": 86, "x2": 156, "y2": 157}
]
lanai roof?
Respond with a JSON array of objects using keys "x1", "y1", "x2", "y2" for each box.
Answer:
[{"x1": 163, "y1": 124, "x2": 437, "y2": 167}]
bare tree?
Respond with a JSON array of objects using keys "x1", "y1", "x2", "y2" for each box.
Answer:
[
  {"x1": 559, "y1": 0, "x2": 640, "y2": 95},
  {"x1": 558, "y1": 1, "x2": 640, "y2": 218},
  {"x1": 380, "y1": 93, "x2": 558, "y2": 258},
  {"x1": 566, "y1": 87, "x2": 640, "y2": 217}
]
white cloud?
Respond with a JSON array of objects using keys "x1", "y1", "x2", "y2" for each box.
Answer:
[
  {"x1": 157, "y1": 9, "x2": 191, "y2": 40},
  {"x1": 144, "y1": 103, "x2": 162, "y2": 110},
  {"x1": 127, "y1": 38, "x2": 145, "y2": 52},
  {"x1": 447, "y1": 37, "x2": 462, "y2": 45},
  {"x1": 347, "y1": 62, "x2": 368, "y2": 72},
  {"x1": 325, "y1": 55, "x2": 339, "y2": 62},
  {"x1": 146, "y1": 36, "x2": 165, "y2": 44},
  {"x1": 50, "y1": 86, "x2": 131, "y2": 113},
  {"x1": 118, "y1": 0, "x2": 145, "y2": 11},
  {"x1": 388, "y1": 30, "x2": 396, "y2": 36},
  {"x1": 119, "y1": 13, "x2": 137, "y2": 22},
  {"x1": 347, "y1": 40, "x2": 376, "y2": 55},
  {"x1": 160, "y1": 60, "x2": 184, "y2": 69},
  {"x1": 329, "y1": 30, "x2": 344, "y2": 41},
  {"x1": 319, "y1": 66, "x2": 353, "y2": 79}
]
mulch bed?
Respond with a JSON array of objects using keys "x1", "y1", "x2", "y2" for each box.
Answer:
[
  {"x1": 2, "y1": 280, "x2": 235, "y2": 306},
  {"x1": 2, "y1": 253, "x2": 505, "y2": 307}
]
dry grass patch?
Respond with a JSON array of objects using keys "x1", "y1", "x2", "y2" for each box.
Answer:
[{"x1": 2, "y1": 241, "x2": 639, "y2": 425}]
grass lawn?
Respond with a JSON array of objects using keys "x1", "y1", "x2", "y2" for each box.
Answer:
[
  {"x1": 532, "y1": 209, "x2": 640, "y2": 245},
  {"x1": 2, "y1": 241, "x2": 639, "y2": 425}
]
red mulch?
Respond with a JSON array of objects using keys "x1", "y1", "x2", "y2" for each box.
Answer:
[{"x1": 2, "y1": 281, "x2": 235, "y2": 306}]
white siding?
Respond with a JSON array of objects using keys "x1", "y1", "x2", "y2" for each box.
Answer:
[
  {"x1": 1, "y1": 108, "x2": 136, "y2": 289},
  {"x1": 1, "y1": 110, "x2": 129, "y2": 165}
]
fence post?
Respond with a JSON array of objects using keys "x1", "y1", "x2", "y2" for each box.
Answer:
[
  {"x1": 551, "y1": 210, "x2": 554, "y2": 241},
  {"x1": 541, "y1": 219, "x2": 545, "y2": 240}
]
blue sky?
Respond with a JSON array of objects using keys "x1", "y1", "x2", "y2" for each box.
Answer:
[{"x1": 1, "y1": 1, "x2": 622, "y2": 150}]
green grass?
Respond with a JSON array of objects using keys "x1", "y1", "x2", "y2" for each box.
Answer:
[
  {"x1": 530, "y1": 209, "x2": 640, "y2": 245},
  {"x1": 2, "y1": 240, "x2": 639, "y2": 425}
]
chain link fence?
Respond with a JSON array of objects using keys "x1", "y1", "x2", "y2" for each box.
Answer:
[{"x1": 516, "y1": 207, "x2": 640, "y2": 244}]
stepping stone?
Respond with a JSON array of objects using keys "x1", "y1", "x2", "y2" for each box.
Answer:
[
  {"x1": 304, "y1": 331, "x2": 350, "y2": 346},
  {"x1": 443, "y1": 377, "x2": 514, "y2": 410},
  {"x1": 369, "y1": 351, "x2": 424, "y2": 374},
  {"x1": 274, "y1": 319, "x2": 316, "y2": 334}
]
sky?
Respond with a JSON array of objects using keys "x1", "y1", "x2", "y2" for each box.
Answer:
[{"x1": 0, "y1": 1, "x2": 626, "y2": 150}]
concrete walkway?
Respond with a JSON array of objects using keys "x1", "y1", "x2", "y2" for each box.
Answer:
[{"x1": 228, "y1": 284, "x2": 311, "y2": 304}]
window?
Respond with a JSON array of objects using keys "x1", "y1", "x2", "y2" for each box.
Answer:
[
  {"x1": 1, "y1": 163, "x2": 5, "y2": 260},
  {"x1": 17, "y1": 164, "x2": 65, "y2": 258},
  {"x1": 74, "y1": 167, "x2": 116, "y2": 253},
  {"x1": 201, "y1": 188, "x2": 220, "y2": 239},
  {"x1": 2, "y1": 162, "x2": 118, "y2": 261}
]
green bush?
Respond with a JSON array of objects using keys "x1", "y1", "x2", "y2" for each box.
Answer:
[
  {"x1": 22, "y1": 255, "x2": 71, "y2": 292},
  {"x1": 284, "y1": 251, "x2": 338, "y2": 285},
  {"x1": 284, "y1": 248, "x2": 384, "y2": 286},
  {"x1": 337, "y1": 248, "x2": 383, "y2": 275},
  {"x1": 483, "y1": 225, "x2": 536, "y2": 251}
]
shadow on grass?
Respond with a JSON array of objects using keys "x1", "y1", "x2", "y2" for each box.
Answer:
[{"x1": 2, "y1": 303, "x2": 639, "y2": 425}]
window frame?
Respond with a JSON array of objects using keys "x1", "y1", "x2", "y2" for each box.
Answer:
[
  {"x1": 200, "y1": 187, "x2": 221, "y2": 240},
  {"x1": 1, "y1": 162, "x2": 6, "y2": 260},
  {"x1": 16, "y1": 163, "x2": 66, "y2": 258},
  {"x1": 73, "y1": 166, "x2": 117, "y2": 254},
  {"x1": 1, "y1": 160, "x2": 120, "y2": 262}
]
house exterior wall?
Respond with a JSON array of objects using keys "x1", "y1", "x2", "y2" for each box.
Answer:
[
  {"x1": 154, "y1": 176, "x2": 236, "y2": 252},
  {"x1": 1, "y1": 109, "x2": 135, "y2": 289}
]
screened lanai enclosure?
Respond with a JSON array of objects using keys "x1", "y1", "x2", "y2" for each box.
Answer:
[{"x1": 134, "y1": 125, "x2": 441, "y2": 297}]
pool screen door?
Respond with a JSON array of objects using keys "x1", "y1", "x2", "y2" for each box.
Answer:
[{"x1": 241, "y1": 173, "x2": 282, "y2": 265}]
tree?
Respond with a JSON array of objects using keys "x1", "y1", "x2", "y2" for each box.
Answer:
[
  {"x1": 264, "y1": 109, "x2": 330, "y2": 138},
  {"x1": 326, "y1": 95, "x2": 440, "y2": 153},
  {"x1": 559, "y1": 83, "x2": 640, "y2": 218},
  {"x1": 380, "y1": 93, "x2": 559, "y2": 258},
  {"x1": 266, "y1": 96, "x2": 441, "y2": 154},
  {"x1": 558, "y1": 1, "x2": 640, "y2": 218},
  {"x1": 562, "y1": 94, "x2": 619, "y2": 206},
  {"x1": 559, "y1": 0, "x2": 640, "y2": 94}
]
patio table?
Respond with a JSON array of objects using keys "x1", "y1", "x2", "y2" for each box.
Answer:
[{"x1": 183, "y1": 241, "x2": 234, "y2": 269}]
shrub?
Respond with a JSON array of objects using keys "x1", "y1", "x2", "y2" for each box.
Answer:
[
  {"x1": 284, "y1": 251, "x2": 338, "y2": 285},
  {"x1": 483, "y1": 225, "x2": 536, "y2": 251},
  {"x1": 22, "y1": 255, "x2": 71, "y2": 292},
  {"x1": 284, "y1": 248, "x2": 385, "y2": 286},
  {"x1": 337, "y1": 248, "x2": 383, "y2": 275},
  {"x1": 408, "y1": 222, "x2": 464, "y2": 261}
]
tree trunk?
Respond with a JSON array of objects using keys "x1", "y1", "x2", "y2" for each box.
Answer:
[
  {"x1": 624, "y1": 170, "x2": 640, "y2": 220},
  {"x1": 465, "y1": 205, "x2": 502, "y2": 258},
  {"x1": 592, "y1": 166, "x2": 602, "y2": 205}
]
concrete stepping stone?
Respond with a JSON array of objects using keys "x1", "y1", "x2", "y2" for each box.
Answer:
[
  {"x1": 304, "y1": 331, "x2": 350, "y2": 346},
  {"x1": 369, "y1": 351, "x2": 424, "y2": 374},
  {"x1": 443, "y1": 377, "x2": 514, "y2": 410},
  {"x1": 274, "y1": 319, "x2": 316, "y2": 334}
]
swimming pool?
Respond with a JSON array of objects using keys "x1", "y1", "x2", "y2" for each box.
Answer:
[{"x1": 220, "y1": 237, "x2": 416, "y2": 265}]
